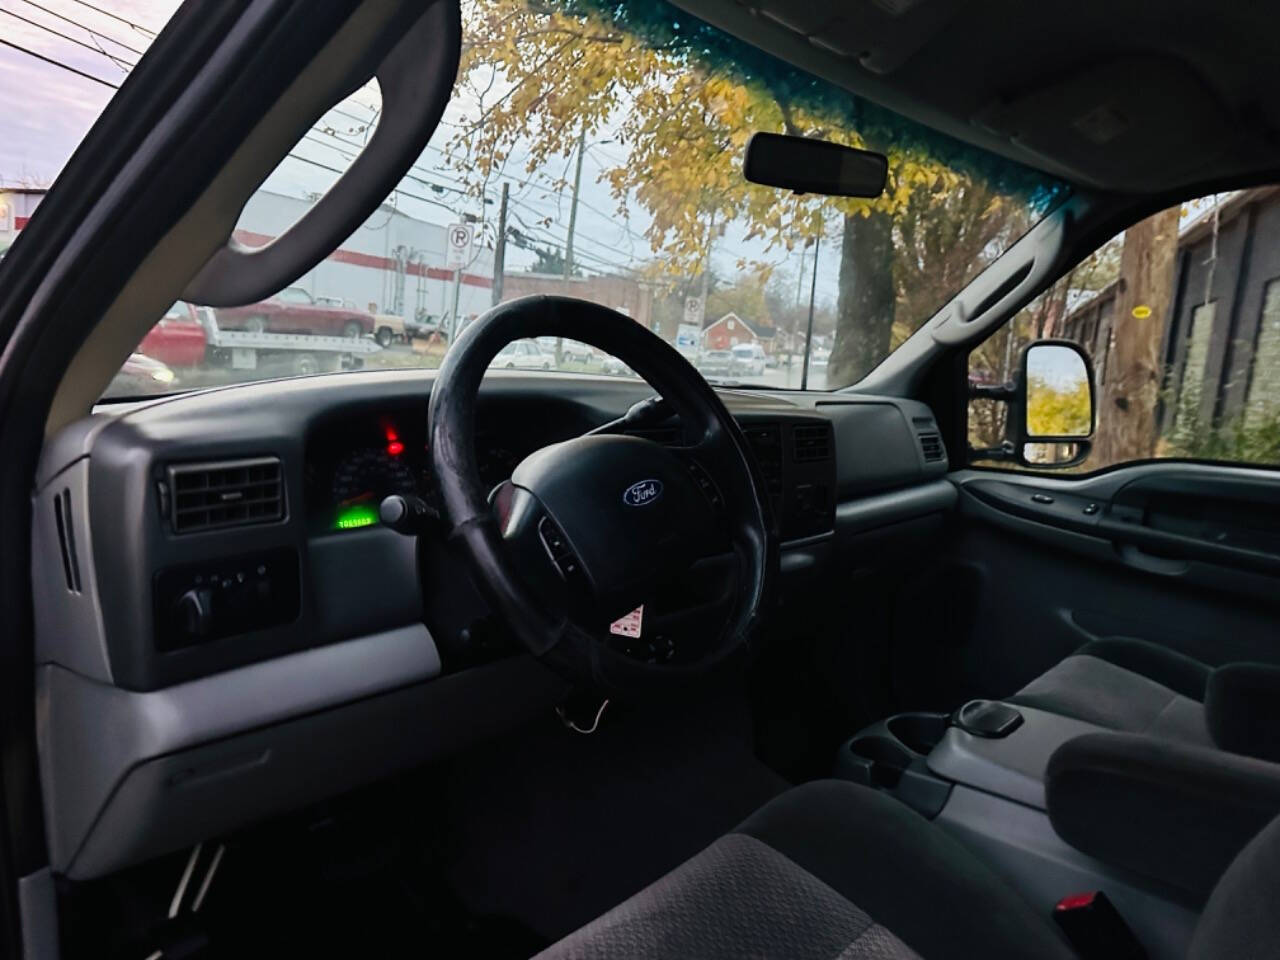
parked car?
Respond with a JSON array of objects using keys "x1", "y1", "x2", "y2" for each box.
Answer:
[
  {"x1": 216, "y1": 286, "x2": 374, "y2": 338},
  {"x1": 314, "y1": 295, "x2": 355, "y2": 308},
  {"x1": 537, "y1": 337, "x2": 596, "y2": 363},
  {"x1": 137, "y1": 301, "x2": 209, "y2": 368},
  {"x1": 488, "y1": 339, "x2": 552, "y2": 370},
  {"x1": 406, "y1": 312, "x2": 452, "y2": 341},
  {"x1": 696, "y1": 349, "x2": 736, "y2": 377},
  {"x1": 600, "y1": 354, "x2": 633, "y2": 376},
  {"x1": 108, "y1": 352, "x2": 177, "y2": 395},
  {"x1": 370, "y1": 313, "x2": 409, "y2": 347},
  {"x1": 731, "y1": 342, "x2": 767, "y2": 376}
]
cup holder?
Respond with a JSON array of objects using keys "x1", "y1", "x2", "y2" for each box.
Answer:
[
  {"x1": 886, "y1": 713, "x2": 949, "y2": 755},
  {"x1": 836, "y1": 711, "x2": 954, "y2": 818},
  {"x1": 847, "y1": 736, "x2": 914, "y2": 789}
]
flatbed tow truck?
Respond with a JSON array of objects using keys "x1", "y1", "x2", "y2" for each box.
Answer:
[{"x1": 142, "y1": 305, "x2": 385, "y2": 378}]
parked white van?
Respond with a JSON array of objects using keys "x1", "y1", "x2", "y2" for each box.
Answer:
[{"x1": 731, "y1": 342, "x2": 767, "y2": 375}]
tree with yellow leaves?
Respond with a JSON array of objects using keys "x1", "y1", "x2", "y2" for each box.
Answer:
[{"x1": 448, "y1": 0, "x2": 1059, "y2": 386}]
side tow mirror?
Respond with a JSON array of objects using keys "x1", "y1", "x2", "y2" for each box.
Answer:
[
  {"x1": 1015, "y1": 340, "x2": 1096, "y2": 468},
  {"x1": 970, "y1": 340, "x2": 1096, "y2": 469}
]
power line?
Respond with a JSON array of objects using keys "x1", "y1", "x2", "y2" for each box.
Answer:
[
  {"x1": 326, "y1": 102, "x2": 653, "y2": 251},
  {"x1": 1, "y1": 7, "x2": 130, "y2": 71},
  {"x1": 17, "y1": 0, "x2": 146, "y2": 55},
  {"x1": 316, "y1": 114, "x2": 651, "y2": 258},
  {"x1": 502, "y1": 208, "x2": 642, "y2": 276},
  {"x1": 506, "y1": 194, "x2": 643, "y2": 262},
  {"x1": 7, "y1": 19, "x2": 651, "y2": 278},
  {"x1": 305, "y1": 127, "x2": 472, "y2": 199},
  {"x1": 304, "y1": 128, "x2": 647, "y2": 271},
  {"x1": 0, "y1": 40, "x2": 458, "y2": 225},
  {"x1": 281, "y1": 150, "x2": 468, "y2": 219},
  {"x1": 0, "y1": 34, "x2": 118, "y2": 88},
  {"x1": 63, "y1": 0, "x2": 157, "y2": 37}
]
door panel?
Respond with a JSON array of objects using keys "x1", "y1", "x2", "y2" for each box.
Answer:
[{"x1": 889, "y1": 464, "x2": 1280, "y2": 710}]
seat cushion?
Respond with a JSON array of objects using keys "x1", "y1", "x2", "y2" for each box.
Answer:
[
  {"x1": 533, "y1": 831, "x2": 921, "y2": 959},
  {"x1": 536, "y1": 781, "x2": 1074, "y2": 960},
  {"x1": 1189, "y1": 809, "x2": 1280, "y2": 959},
  {"x1": 1009, "y1": 637, "x2": 1212, "y2": 746}
]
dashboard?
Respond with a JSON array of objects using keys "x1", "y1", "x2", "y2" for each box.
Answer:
[{"x1": 32, "y1": 369, "x2": 952, "y2": 881}]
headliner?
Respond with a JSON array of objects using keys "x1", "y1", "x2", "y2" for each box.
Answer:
[{"x1": 672, "y1": 0, "x2": 1280, "y2": 195}]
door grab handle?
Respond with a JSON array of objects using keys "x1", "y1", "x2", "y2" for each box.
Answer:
[{"x1": 1116, "y1": 544, "x2": 1189, "y2": 576}]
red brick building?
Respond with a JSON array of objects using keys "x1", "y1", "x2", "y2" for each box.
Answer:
[{"x1": 701, "y1": 312, "x2": 776, "y2": 352}]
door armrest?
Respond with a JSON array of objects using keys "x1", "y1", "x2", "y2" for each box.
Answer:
[{"x1": 1046, "y1": 732, "x2": 1280, "y2": 901}]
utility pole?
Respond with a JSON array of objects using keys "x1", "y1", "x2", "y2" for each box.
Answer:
[
  {"x1": 449, "y1": 268, "x2": 462, "y2": 345},
  {"x1": 800, "y1": 233, "x2": 821, "y2": 391},
  {"x1": 796, "y1": 243, "x2": 806, "y2": 306},
  {"x1": 558, "y1": 123, "x2": 587, "y2": 363},
  {"x1": 701, "y1": 209, "x2": 721, "y2": 300},
  {"x1": 563, "y1": 125, "x2": 586, "y2": 285},
  {"x1": 492, "y1": 181, "x2": 509, "y2": 307},
  {"x1": 698, "y1": 208, "x2": 717, "y2": 324}
]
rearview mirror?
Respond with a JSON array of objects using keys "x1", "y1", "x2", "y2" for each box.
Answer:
[{"x1": 743, "y1": 133, "x2": 888, "y2": 198}]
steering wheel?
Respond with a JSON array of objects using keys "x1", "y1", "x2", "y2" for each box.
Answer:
[{"x1": 427, "y1": 296, "x2": 775, "y2": 693}]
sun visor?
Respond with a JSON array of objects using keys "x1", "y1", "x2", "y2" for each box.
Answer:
[
  {"x1": 753, "y1": 0, "x2": 964, "y2": 75},
  {"x1": 973, "y1": 57, "x2": 1232, "y2": 193}
]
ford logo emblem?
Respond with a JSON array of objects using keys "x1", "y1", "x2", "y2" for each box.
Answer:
[{"x1": 622, "y1": 479, "x2": 663, "y2": 507}]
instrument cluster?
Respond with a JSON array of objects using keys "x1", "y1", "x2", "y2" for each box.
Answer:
[{"x1": 305, "y1": 411, "x2": 524, "y2": 533}]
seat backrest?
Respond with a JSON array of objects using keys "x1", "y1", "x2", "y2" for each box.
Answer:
[{"x1": 1189, "y1": 810, "x2": 1280, "y2": 958}]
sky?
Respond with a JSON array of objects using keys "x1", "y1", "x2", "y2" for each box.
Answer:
[
  {"x1": 0, "y1": 0, "x2": 177, "y2": 183},
  {"x1": 0, "y1": 0, "x2": 848, "y2": 302}
]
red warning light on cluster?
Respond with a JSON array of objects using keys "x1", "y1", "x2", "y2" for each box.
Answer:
[{"x1": 382, "y1": 421, "x2": 404, "y2": 456}]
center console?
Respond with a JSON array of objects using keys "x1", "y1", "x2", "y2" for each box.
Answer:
[{"x1": 834, "y1": 702, "x2": 1201, "y2": 960}]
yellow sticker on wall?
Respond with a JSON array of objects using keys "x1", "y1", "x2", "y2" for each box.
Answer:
[{"x1": 1132, "y1": 305, "x2": 1152, "y2": 319}]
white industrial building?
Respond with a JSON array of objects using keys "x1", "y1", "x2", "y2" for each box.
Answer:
[
  {"x1": 233, "y1": 190, "x2": 496, "y2": 321},
  {"x1": 3, "y1": 187, "x2": 496, "y2": 323},
  {"x1": 0, "y1": 187, "x2": 46, "y2": 254}
]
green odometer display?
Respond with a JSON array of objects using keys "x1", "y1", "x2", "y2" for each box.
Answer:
[
  {"x1": 334, "y1": 503, "x2": 380, "y2": 530},
  {"x1": 330, "y1": 446, "x2": 417, "y2": 531}
]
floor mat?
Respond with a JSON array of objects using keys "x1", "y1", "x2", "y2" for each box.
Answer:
[
  {"x1": 441, "y1": 687, "x2": 790, "y2": 944},
  {"x1": 60, "y1": 771, "x2": 547, "y2": 960},
  {"x1": 59, "y1": 683, "x2": 786, "y2": 959}
]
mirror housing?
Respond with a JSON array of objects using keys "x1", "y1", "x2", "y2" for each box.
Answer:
[
  {"x1": 970, "y1": 340, "x2": 1096, "y2": 469},
  {"x1": 743, "y1": 133, "x2": 888, "y2": 198}
]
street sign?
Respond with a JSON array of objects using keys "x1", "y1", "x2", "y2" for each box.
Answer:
[
  {"x1": 446, "y1": 222, "x2": 474, "y2": 269},
  {"x1": 675, "y1": 322, "x2": 701, "y2": 356},
  {"x1": 683, "y1": 296, "x2": 704, "y2": 326}
]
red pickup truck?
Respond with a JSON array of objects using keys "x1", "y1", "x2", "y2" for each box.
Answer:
[
  {"x1": 138, "y1": 301, "x2": 209, "y2": 368},
  {"x1": 215, "y1": 286, "x2": 375, "y2": 338}
]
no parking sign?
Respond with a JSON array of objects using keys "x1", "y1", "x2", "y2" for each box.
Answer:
[{"x1": 446, "y1": 222, "x2": 474, "y2": 269}]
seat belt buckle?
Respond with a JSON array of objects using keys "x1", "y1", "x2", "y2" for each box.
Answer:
[{"x1": 1053, "y1": 891, "x2": 1147, "y2": 959}]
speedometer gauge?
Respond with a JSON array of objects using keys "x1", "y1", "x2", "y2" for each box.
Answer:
[{"x1": 330, "y1": 447, "x2": 417, "y2": 529}]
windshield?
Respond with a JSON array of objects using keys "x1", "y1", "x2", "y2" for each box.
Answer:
[{"x1": 0, "y1": 0, "x2": 1065, "y2": 397}]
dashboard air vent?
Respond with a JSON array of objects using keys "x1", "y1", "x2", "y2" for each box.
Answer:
[
  {"x1": 168, "y1": 457, "x2": 284, "y2": 534},
  {"x1": 793, "y1": 423, "x2": 833, "y2": 463},
  {"x1": 918, "y1": 433, "x2": 945, "y2": 463}
]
